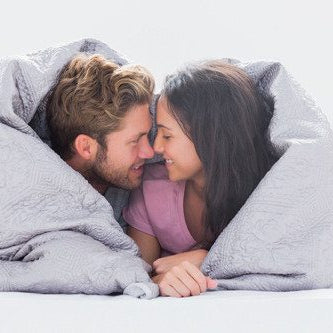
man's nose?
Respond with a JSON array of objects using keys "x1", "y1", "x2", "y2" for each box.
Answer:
[{"x1": 139, "y1": 140, "x2": 154, "y2": 159}]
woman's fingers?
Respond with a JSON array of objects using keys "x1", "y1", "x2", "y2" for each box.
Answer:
[
  {"x1": 160, "y1": 270, "x2": 192, "y2": 297},
  {"x1": 159, "y1": 280, "x2": 182, "y2": 298},
  {"x1": 206, "y1": 277, "x2": 218, "y2": 289},
  {"x1": 154, "y1": 273, "x2": 183, "y2": 297},
  {"x1": 170, "y1": 265, "x2": 201, "y2": 296},
  {"x1": 154, "y1": 261, "x2": 217, "y2": 297},
  {"x1": 152, "y1": 258, "x2": 166, "y2": 274},
  {"x1": 158, "y1": 261, "x2": 210, "y2": 297},
  {"x1": 180, "y1": 261, "x2": 208, "y2": 294}
]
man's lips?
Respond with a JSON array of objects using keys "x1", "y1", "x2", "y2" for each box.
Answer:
[
  {"x1": 130, "y1": 162, "x2": 145, "y2": 175},
  {"x1": 131, "y1": 162, "x2": 145, "y2": 170}
]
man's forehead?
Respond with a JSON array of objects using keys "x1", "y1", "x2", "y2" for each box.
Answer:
[
  {"x1": 110, "y1": 104, "x2": 152, "y2": 136},
  {"x1": 125, "y1": 103, "x2": 150, "y2": 120}
]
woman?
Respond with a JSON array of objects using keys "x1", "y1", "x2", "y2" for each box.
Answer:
[{"x1": 123, "y1": 60, "x2": 279, "y2": 297}]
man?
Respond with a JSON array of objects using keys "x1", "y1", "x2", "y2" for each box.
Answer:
[{"x1": 46, "y1": 54, "x2": 155, "y2": 220}]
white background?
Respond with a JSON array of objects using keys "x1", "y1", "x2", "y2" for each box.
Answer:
[
  {"x1": 1, "y1": 0, "x2": 332, "y2": 123},
  {"x1": 1, "y1": 3, "x2": 332, "y2": 331}
]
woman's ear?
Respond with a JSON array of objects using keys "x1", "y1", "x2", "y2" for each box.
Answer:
[{"x1": 73, "y1": 134, "x2": 98, "y2": 161}]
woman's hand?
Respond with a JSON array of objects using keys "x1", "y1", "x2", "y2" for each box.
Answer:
[
  {"x1": 152, "y1": 249, "x2": 208, "y2": 275},
  {"x1": 152, "y1": 261, "x2": 217, "y2": 297}
]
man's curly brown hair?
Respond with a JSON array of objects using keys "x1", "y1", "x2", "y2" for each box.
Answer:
[{"x1": 47, "y1": 54, "x2": 154, "y2": 160}]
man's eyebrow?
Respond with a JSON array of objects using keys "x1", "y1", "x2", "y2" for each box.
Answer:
[
  {"x1": 129, "y1": 132, "x2": 148, "y2": 141},
  {"x1": 157, "y1": 124, "x2": 172, "y2": 130}
]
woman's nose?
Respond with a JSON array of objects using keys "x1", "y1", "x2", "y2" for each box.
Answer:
[{"x1": 153, "y1": 136, "x2": 164, "y2": 154}]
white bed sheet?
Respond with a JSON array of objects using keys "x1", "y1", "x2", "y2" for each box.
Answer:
[{"x1": 1, "y1": 289, "x2": 333, "y2": 333}]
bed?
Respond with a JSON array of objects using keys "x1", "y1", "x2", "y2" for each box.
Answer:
[{"x1": 1, "y1": 289, "x2": 333, "y2": 332}]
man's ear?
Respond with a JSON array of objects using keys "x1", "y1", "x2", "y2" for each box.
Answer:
[{"x1": 73, "y1": 134, "x2": 98, "y2": 161}]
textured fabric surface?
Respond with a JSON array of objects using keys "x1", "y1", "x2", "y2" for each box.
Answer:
[
  {"x1": 0, "y1": 39, "x2": 158, "y2": 299},
  {"x1": 202, "y1": 60, "x2": 333, "y2": 291},
  {"x1": 1, "y1": 38, "x2": 332, "y2": 296}
]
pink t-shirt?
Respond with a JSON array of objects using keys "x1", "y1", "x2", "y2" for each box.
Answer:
[{"x1": 122, "y1": 163, "x2": 197, "y2": 255}]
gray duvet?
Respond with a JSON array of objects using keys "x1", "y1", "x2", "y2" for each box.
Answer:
[{"x1": 1, "y1": 38, "x2": 333, "y2": 297}]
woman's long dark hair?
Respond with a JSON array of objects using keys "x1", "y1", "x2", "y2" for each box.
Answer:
[{"x1": 161, "y1": 60, "x2": 279, "y2": 248}]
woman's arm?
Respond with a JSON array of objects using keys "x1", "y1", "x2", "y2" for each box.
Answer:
[
  {"x1": 127, "y1": 226, "x2": 161, "y2": 266},
  {"x1": 152, "y1": 249, "x2": 208, "y2": 275}
]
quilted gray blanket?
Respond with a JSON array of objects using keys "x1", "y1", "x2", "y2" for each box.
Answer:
[
  {"x1": 202, "y1": 60, "x2": 333, "y2": 291},
  {"x1": 0, "y1": 39, "x2": 158, "y2": 299},
  {"x1": 1, "y1": 38, "x2": 332, "y2": 296}
]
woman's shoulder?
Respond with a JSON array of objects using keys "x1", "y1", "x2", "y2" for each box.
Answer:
[{"x1": 143, "y1": 162, "x2": 169, "y2": 181}]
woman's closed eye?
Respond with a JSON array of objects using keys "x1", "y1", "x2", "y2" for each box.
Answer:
[{"x1": 163, "y1": 135, "x2": 171, "y2": 140}]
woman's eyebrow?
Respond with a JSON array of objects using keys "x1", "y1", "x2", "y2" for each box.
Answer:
[{"x1": 157, "y1": 124, "x2": 172, "y2": 130}]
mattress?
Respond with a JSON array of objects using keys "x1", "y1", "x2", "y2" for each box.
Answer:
[{"x1": 1, "y1": 289, "x2": 333, "y2": 332}]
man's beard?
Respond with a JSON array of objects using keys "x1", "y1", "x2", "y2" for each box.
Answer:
[{"x1": 87, "y1": 146, "x2": 141, "y2": 191}]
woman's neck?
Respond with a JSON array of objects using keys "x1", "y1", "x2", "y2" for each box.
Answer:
[
  {"x1": 187, "y1": 173, "x2": 205, "y2": 199},
  {"x1": 183, "y1": 174, "x2": 206, "y2": 244}
]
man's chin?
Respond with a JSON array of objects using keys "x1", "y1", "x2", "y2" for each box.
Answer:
[
  {"x1": 127, "y1": 177, "x2": 142, "y2": 190},
  {"x1": 112, "y1": 176, "x2": 142, "y2": 190}
]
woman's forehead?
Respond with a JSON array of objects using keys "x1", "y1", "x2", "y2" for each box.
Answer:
[{"x1": 156, "y1": 98, "x2": 174, "y2": 123}]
